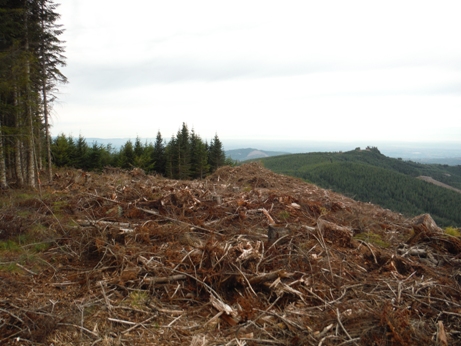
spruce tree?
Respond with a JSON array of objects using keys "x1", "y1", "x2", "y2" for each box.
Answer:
[
  {"x1": 152, "y1": 131, "x2": 166, "y2": 175},
  {"x1": 190, "y1": 129, "x2": 209, "y2": 179},
  {"x1": 0, "y1": 0, "x2": 66, "y2": 187},
  {"x1": 165, "y1": 136, "x2": 176, "y2": 179},
  {"x1": 177, "y1": 123, "x2": 191, "y2": 179},
  {"x1": 119, "y1": 140, "x2": 135, "y2": 169},
  {"x1": 208, "y1": 134, "x2": 225, "y2": 172},
  {"x1": 36, "y1": 0, "x2": 67, "y2": 181}
]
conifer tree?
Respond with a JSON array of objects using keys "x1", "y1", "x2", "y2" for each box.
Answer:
[
  {"x1": 164, "y1": 135, "x2": 176, "y2": 179},
  {"x1": 119, "y1": 140, "x2": 135, "y2": 169},
  {"x1": 177, "y1": 123, "x2": 191, "y2": 179},
  {"x1": 37, "y1": 0, "x2": 67, "y2": 181},
  {"x1": 152, "y1": 131, "x2": 166, "y2": 175},
  {"x1": 208, "y1": 134, "x2": 225, "y2": 172},
  {"x1": 0, "y1": 0, "x2": 67, "y2": 187},
  {"x1": 190, "y1": 129, "x2": 209, "y2": 179}
]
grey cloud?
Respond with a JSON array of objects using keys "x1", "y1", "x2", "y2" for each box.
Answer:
[
  {"x1": 65, "y1": 55, "x2": 461, "y2": 98},
  {"x1": 66, "y1": 58, "x2": 335, "y2": 90}
]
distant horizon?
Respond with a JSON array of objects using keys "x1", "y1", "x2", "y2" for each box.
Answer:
[{"x1": 71, "y1": 136, "x2": 461, "y2": 160}]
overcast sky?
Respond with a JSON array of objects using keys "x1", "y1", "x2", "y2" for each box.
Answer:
[{"x1": 53, "y1": 0, "x2": 461, "y2": 144}]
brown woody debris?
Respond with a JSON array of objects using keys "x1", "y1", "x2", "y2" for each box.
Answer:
[{"x1": 0, "y1": 162, "x2": 460, "y2": 345}]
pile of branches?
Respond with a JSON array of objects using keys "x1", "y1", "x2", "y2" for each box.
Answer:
[{"x1": 1, "y1": 163, "x2": 461, "y2": 345}]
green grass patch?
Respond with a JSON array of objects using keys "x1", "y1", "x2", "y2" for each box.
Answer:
[
  {"x1": 354, "y1": 232, "x2": 390, "y2": 248},
  {"x1": 444, "y1": 227, "x2": 461, "y2": 237},
  {"x1": 0, "y1": 262, "x2": 19, "y2": 272},
  {"x1": 0, "y1": 239, "x2": 21, "y2": 252},
  {"x1": 32, "y1": 242, "x2": 51, "y2": 252},
  {"x1": 128, "y1": 291, "x2": 149, "y2": 308},
  {"x1": 278, "y1": 210, "x2": 290, "y2": 221}
]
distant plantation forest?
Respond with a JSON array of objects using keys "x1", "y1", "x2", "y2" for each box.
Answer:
[
  {"x1": 258, "y1": 147, "x2": 461, "y2": 227},
  {"x1": 51, "y1": 123, "x2": 231, "y2": 180}
]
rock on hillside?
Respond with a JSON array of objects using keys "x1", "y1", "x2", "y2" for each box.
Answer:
[{"x1": 0, "y1": 163, "x2": 460, "y2": 345}]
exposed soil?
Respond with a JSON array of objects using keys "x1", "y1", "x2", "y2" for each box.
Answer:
[
  {"x1": 417, "y1": 175, "x2": 461, "y2": 194},
  {"x1": 1, "y1": 163, "x2": 460, "y2": 345}
]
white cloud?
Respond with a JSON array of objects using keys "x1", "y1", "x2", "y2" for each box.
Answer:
[{"x1": 54, "y1": 0, "x2": 461, "y2": 143}]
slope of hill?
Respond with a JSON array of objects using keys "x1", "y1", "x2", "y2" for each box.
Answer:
[
  {"x1": 1, "y1": 163, "x2": 460, "y2": 345},
  {"x1": 225, "y1": 148, "x2": 289, "y2": 161},
  {"x1": 258, "y1": 147, "x2": 461, "y2": 227}
]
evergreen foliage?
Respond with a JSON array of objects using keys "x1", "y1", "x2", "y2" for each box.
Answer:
[
  {"x1": 259, "y1": 148, "x2": 461, "y2": 227},
  {"x1": 0, "y1": 0, "x2": 67, "y2": 187},
  {"x1": 50, "y1": 124, "x2": 229, "y2": 180}
]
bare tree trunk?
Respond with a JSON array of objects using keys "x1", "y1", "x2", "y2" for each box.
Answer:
[
  {"x1": 40, "y1": 1, "x2": 53, "y2": 183},
  {"x1": 25, "y1": 10, "x2": 36, "y2": 188},
  {"x1": 27, "y1": 112, "x2": 36, "y2": 188},
  {"x1": 36, "y1": 116, "x2": 43, "y2": 171},
  {"x1": 42, "y1": 73, "x2": 52, "y2": 182},
  {"x1": 0, "y1": 118, "x2": 7, "y2": 189},
  {"x1": 13, "y1": 87, "x2": 24, "y2": 187}
]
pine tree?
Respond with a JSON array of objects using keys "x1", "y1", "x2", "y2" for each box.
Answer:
[
  {"x1": 190, "y1": 129, "x2": 209, "y2": 179},
  {"x1": 74, "y1": 134, "x2": 88, "y2": 168},
  {"x1": 50, "y1": 133, "x2": 74, "y2": 167},
  {"x1": 208, "y1": 134, "x2": 225, "y2": 172},
  {"x1": 119, "y1": 140, "x2": 135, "y2": 169},
  {"x1": 177, "y1": 123, "x2": 191, "y2": 179},
  {"x1": 36, "y1": 0, "x2": 67, "y2": 182},
  {"x1": 0, "y1": 0, "x2": 66, "y2": 187},
  {"x1": 164, "y1": 135, "x2": 176, "y2": 179},
  {"x1": 152, "y1": 131, "x2": 166, "y2": 175}
]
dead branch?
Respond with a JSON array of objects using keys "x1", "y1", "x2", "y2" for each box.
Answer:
[
  {"x1": 15, "y1": 263, "x2": 38, "y2": 276},
  {"x1": 121, "y1": 316, "x2": 155, "y2": 334},
  {"x1": 248, "y1": 270, "x2": 291, "y2": 285},
  {"x1": 136, "y1": 207, "x2": 220, "y2": 234},
  {"x1": 108, "y1": 317, "x2": 137, "y2": 325},
  {"x1": 57, "y1": 323, "x2": 99, "y2": 338},
  {"x1": 142, "y1": 274, "x2": 187, "y2": 285},
  {"x1": 356, "y1": 240, "x2": 378, "y2": 264},
  {"x1": 259, "y1": 208, "x2": 275, "y2": 224},
  {"x1": 146, "y1": 301, "x2": 183, "y2": 316},
  {"x1": 336, "y1": 308, "x2": 356, "y2": 344}
]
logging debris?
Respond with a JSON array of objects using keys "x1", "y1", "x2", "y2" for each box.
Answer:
[{"x1": 0, "y1": 162, "x2": 460, "y2": 345}]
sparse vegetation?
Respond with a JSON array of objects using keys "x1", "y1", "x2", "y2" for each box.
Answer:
[
  {"x1": 354, "y1": 231, "x2": 390, "y2": 248},
  {"x1": 277, "y1": 210, "x2": 290, "y2": 221},
  {"x1": 444, "y1": 226, "x2": 461, "y2": 237}
]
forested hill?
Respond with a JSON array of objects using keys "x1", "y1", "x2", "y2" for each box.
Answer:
[{"x1": 258, "y1": 147, "x2": 461, "y2": 227}]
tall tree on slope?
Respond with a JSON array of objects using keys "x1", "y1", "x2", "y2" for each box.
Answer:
[
  {"x1": 0, "y1": 0, "x2": 66, "y2": 187},
  {"x1": 37, "y1": 0, "x2": 67, "y2": 182}
]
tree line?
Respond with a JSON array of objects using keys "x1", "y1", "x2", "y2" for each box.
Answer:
[
  {"x1": 0, "y1": 0, "x2": 67, "y2": 188},
  {"x1": 51, "y1": 123, "x2": 232, "y2": 180}
]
